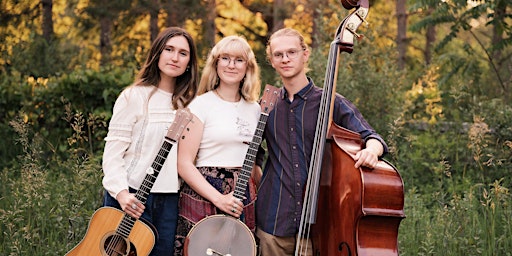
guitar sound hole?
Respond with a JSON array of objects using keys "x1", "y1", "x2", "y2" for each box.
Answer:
[{"x1": 103, "y1": 234, "x2": 129, "y2": 256}]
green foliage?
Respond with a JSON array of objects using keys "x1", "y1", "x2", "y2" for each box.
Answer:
[
  {"x1": 0, "y1": 113, "x2": 103, "y2": 255},
  {"x1": 0, "y1": 74, "x2": 25, "y2": 167},
  {"x1": 7, "y1": 33, "x2": 79, "y2": 77},
  {"x1": 336, "y1": 38, "x2": 406, "y2": 136},
  {"x1": 409, "y1": 0, "x2": 511, "y2": 101},
  {"x1": 389, "y1": 105, "x2": 512, "y2": 195},
  {"x1": 305, "y1": 11, "x2": 407, "y2": 137},
  {"x1": 22, "y1": 67, "x2": 131, "y2": 160},
  {"x1": 0, "y1": 67, "x2": 131, "y2": 172},
  {"x1": 399, "y1": 182, "x2": 512, "y2": 256}
]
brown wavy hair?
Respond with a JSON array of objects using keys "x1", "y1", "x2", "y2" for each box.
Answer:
[{"x1": 134, "y1": 27, "x2": 199, "y2": 109}]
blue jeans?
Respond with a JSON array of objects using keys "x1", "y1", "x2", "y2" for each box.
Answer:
[{"x1": 103, "y1": 188, "x2": 179, "y2": 256}]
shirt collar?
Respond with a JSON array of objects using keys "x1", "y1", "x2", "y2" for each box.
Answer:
[{"x1": 281, "y1": 77, "x2": 315, "y2": 101}]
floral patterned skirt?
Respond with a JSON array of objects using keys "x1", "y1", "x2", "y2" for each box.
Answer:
[{"x1": 174, "y1": 166, "x2": 257, "y2": 256}]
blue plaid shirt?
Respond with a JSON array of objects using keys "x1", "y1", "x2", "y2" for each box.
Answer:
[{"x1": 255, "y1": 78, "x2": 388, "y2": 237}]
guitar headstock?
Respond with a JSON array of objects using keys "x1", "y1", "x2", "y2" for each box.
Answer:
[
  {"x1": 260, "y1": 84, "x2": 280, "y2": 114},
  {"x1": 166, "y1": 108, "x2": 193, "y2": 142},
  {"x1": 337, "y1": 0, "x2": 370, "y2": 53}
]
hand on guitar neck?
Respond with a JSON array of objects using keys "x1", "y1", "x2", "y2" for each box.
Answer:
[{"x1": 116, "y1": 189, "x2": 145, "y2": 219}]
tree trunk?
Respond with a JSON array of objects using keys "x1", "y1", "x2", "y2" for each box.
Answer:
[
  {"x1": 41, "y1": 0, "x2": 54, "y2": 43},
  {"x1": 424, "y1": 7, "x2": 436, "y2": 65},
  {"x1": 272, "y1": 0, "x2": 285, "y2": 32},
  {"x1": 311, "y1": 0, "x2": 327, "y2": 48},
  {"x1": 491, "y1": 0, "x2": 508, "y2": 98},
  {"x1": 149, "y1": 0, "x2": 161, "y2": 42},
  {"x1": 99, "y1": 16, "x2": 112, "y2": 66},
  {"x1": 205, "y1": 0, "x2": 216, "y2": 47},
  {"x1": 166, "y1": 0, "x2": 178, "y2": 26},
  {"x1": 396, "y1": 0, "x2": 407, "y2": 70},
  {"x1": 166, "y1": 0, "x2": 192, "y2": 27},
  {"x1": 491, "y1": 0, "x2": 505, "y2": 64}
]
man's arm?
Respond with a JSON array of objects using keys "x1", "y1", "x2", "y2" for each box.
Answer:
[{"x1": 354, "y1": 138, "x2": 384, "y2": 169}]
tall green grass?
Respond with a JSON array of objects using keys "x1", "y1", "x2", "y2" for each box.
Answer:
[
  {"x1": 0, "y1": 113, "x2": 511, "y2": 255},
  {"x1": 0, "y1": 112, "x2": 103, "y2": 255},
  {"x1": 399, "y1": 181, "x2": 511, "y2": 256}
]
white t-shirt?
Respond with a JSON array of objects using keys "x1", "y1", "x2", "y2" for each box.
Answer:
[
  {"x1": 189, "y1": 91, "x2": 261, "y2": 167},
  {"x1": 102, "y1": 85, "x2": 180, "y2": 198}
]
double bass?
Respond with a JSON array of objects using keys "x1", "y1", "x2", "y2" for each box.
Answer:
[{"x1": 296, "y1": 1, "x2": 406, "y2": 255}]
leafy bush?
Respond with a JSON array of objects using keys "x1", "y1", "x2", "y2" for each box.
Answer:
[{"x1": 0, "y1": 67, "x2": 133, "y2": 171}]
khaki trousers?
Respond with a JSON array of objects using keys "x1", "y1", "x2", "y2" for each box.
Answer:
[{"x1": 256, "y1": 228, "x2": 313, "y2": 256}]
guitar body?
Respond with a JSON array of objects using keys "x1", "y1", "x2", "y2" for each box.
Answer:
[
  {"x1": 66, "y1": 207, "x2": 155, "y2": 256},
  {"x1": 184, "y1": 214, "x2": 256, "y2": 256}
]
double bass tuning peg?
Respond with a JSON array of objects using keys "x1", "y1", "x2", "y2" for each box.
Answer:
[
  {"x1": 346, "y1": 23, "x2": 364, "y2": 41},
  {"x1": 355, "y1": 9, "x2": 369, "y2": 27},
  {"x1": 345, "y1": 8, "x2": 369, "y2": 41}
]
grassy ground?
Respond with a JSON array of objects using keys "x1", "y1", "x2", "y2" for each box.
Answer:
[{"x1": 1, "y1": 113, "x2": 511, "y2": 256}]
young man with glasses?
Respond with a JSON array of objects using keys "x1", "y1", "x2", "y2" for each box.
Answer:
[{"x1": 254, "y1": 28, "x2": 388, "y2": 255}]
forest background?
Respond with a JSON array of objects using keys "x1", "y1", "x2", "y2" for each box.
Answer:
[{"x1": 0, "y1": 0, "x2": 511, "y2": 255}]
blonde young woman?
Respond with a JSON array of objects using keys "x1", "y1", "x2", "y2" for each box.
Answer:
[{"x1": 173, "y1": 35, "x2": 261, "y2": 255}]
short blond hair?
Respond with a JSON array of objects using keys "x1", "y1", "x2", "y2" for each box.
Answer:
[{"x1": 266, "y1": 28, "x2": 308, "y2": 62}]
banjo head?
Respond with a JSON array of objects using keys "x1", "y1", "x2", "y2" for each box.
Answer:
[{"x1": 185, "y1": 214, "x2": 257, "y2": 256}]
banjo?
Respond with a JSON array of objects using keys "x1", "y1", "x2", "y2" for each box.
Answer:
[{"x1": 184, "y1": 84, "x2": 280, "y2": 256}]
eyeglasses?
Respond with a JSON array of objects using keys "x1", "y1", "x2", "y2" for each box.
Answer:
[
  {"x1": 218, "y1": 55, "x2": 247, "y2": 68},
  {"x1": 272, "y1": 49, "x2": 303, "y2": 61}
]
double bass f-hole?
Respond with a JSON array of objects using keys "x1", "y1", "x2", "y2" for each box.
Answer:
[{"x1": 338, "y1": 242, "x2": 352, "y2": 256}]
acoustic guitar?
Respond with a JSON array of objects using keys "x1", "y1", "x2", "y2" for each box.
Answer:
[
  {"x1": 184, "y1": 85, "x2": 280, "y2": 256},
  {"x1": 66, "y1": 108, "x2": 193, "y2": 256}
]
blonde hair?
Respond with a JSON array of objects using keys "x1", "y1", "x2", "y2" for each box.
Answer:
[{"x1": 198, "y1": 35, "x2": 261, "y2": 103}]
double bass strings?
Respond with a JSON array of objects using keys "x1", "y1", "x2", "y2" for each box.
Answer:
[{"x1": 295, "y1": 37, "x2": 341, "y2": 256}]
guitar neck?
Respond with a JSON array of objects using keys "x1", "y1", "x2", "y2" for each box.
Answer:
[
  {"x1": 233, "y1": 113, "x2": 268, "y2": 200},
  {"x1": 136, "y1": 138, "x2": 175, "y2": 203},
  {"x1": 117, "y1": 138, "x2": 175, "y2": 238}
]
